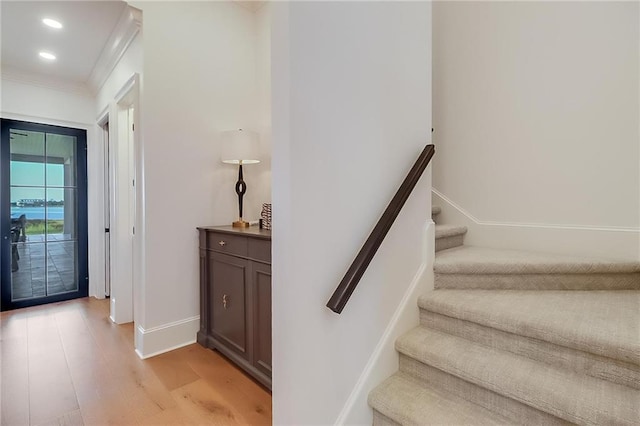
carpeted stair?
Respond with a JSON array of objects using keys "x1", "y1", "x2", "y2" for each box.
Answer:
[
  {"x1": 433, "y1": 204, "x2": 468, "y2": 253},
  {"x1": 369, "y1": 206, "x2": 640, "y2": 425}
]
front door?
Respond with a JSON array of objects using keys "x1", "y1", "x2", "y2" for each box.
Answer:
[{"x1": 0, "y1": 119, "x2": 88, "y2": 311}]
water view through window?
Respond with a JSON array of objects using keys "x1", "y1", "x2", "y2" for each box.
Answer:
[{"x1": 11, "y1": 160, "x2": 65, "y2": 223}]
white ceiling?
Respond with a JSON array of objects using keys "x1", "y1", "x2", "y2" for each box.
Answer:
[{"x1": 1, "y1": 1, "x2": 127, "y2": 86}]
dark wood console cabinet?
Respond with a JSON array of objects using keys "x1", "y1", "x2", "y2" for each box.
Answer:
[{"x1": 197, "y1": 226, "x2": 272, "y2": 389}]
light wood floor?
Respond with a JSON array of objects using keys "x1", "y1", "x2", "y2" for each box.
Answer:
[{"x1": 0, "y1": 297, "x2": 272, "y2": 426}]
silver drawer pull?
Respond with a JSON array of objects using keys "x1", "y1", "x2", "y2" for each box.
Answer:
[
  {"x1": 222, "y1": 294, "x2": 228, "y2": 309},
  {"x1": 218, "y1": 240, "x2": 227, "y2": 247}
]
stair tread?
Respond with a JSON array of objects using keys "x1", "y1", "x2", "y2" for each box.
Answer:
[
  {"x1": 419, "y1": 290, "x2": 640, "y2": 366},
  {"x1": 435, "y1": 224, "x2": 467, "y2": 239},
  {"x1": 431, "y1": 205, "x2": 441, "y2": 216},
  {"x1": 435, "y1": 245, "x2": 640, "y2": 275},
  {"x1": 396, "y1": 327, "x2": 639, "y2": 426},
  {"x1": 369, "y1": 372, "x2": 510, "y2": 426}
]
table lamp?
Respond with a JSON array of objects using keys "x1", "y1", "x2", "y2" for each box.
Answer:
[{"x1": 221, "y1": 129, "x2": 260, "y2": 228}]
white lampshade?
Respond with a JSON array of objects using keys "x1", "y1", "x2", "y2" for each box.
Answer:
[{"x1": 220, "y1": 129, "x2": 260, "y2": 164}]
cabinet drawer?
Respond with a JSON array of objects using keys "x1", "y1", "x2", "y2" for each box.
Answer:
[
  {"x1": 249, "y1": 238, "x2": 271, "y2": 263},
  {"x1": 208, "y1": 232, "x2": 248, "y2": 257}
]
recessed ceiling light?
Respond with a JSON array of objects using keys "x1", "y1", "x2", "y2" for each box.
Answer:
[
  {"x1": 42, "y1": 18, "x2": 63, "y2": 29},
  {"x1": 39, "y1": 51, "x2": 56, "y2": 60}
]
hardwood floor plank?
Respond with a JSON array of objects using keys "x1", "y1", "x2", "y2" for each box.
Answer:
[
  {"x1": 171, "y1": 379, "x2": 245, "y2": 425},
  {"x1": 31, "y1": 409, "x2": 84, "y2": 426},
  {"x1": 139, "y1": 406, "x2": 197, "y2": 426},
  {"x1": 27, "y1": 313, "x2": 79, "y2": 426},
  {"x1": 78, "y1": 393, "x2": 141, "y2": 426},
  {"x1": 1, "y1": 314, "x2": 30, "y2": 426},
  {"x1": 1, "y1": 365, "x2": 30, "y2": 426},
  {"x1": 180, "y1": 346, "x2": 272, "y2": 424},
  {"x1": 146, "y1": 349, "x2": 202, "y2": 391},
  {"x1": 1, "y1": 298, "x2": 272, "y2": 426}
]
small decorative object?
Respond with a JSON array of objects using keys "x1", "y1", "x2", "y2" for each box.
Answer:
[
  {"x1": 260, "y1": 203, "x2": 272, "y2": 230},
  {"x1": 220, "y1": 129, "x2": 260, "y2": 228}
]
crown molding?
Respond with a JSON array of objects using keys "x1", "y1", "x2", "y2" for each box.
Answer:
[
  {"x1": 87, "y1": 5, "x2": 142, "y2": 95},
  {"x1": 1, "y1": 66, "x2": 92, "y2": 97}
]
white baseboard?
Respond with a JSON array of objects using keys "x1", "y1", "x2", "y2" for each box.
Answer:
[
  {"x1": 334, "y1": 220, "x2": 435, "y2": 426},
  {"x1": 135, "y1": 316, "x2": 200, "y2": 359},
  {"x1": 433, "y1": 189, "x2": 640, "y2": 261}
]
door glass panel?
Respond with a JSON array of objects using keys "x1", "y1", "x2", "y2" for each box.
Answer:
[
  {"x1": 11, "y1": 187, "x2": 44, "y2": 237},
  {"x1": 10, "y1": 186, "x2": 47, "y2": 302},
  {"x1": 46, "y1": 134, "x2": 76, "y2": 187},
  {"x1": 11, "y1": 242, "x2": 46, "y2": 301},
  {"x1": 9, "y1": 130, "x2": 44, "y2": 186},
  {"x1": 47, "y1": 242, "x2": 77, "y2": 295},
  {"x1": 45, "y1": 188, "x2": 75, "y2": 242}
]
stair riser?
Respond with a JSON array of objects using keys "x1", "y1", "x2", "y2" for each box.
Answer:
[
  {"x1": 396, "y1": 330, "x2": 638, "y2": 426},
  {"x1": 435, "y1": 273, "x2": 640, "y2": 290},
  {"x1": 373, "y1": 410, "x2": 401, "y2": 426},
  {"x1": 399, "y1": 355, "x2": 568, "y2": 425},
  {"x1": 420, "y1": 310, "x2": 640, "y2": 390},
  {"x1": 419, "y1": 295, "x2": 639, "y2": 366},
  {"x1": 369, "y1": 373, "x2": 513, "y2": 425},
  {"x1": 435, "y1": 235, "x2": 464, "y2": 252}
]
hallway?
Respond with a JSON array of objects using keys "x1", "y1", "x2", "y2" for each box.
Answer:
[{"x1": 0, "y1": 297, "x2": 272, "y2": 425}]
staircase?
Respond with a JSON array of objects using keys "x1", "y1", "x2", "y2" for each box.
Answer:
[{"x1": 368, "y1": 206, "x2": 640, "y2": 425}]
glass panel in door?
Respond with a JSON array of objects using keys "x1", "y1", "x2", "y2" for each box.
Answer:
[{"x1": 1, "y1": 120, "x2": 88, "y2": 311}]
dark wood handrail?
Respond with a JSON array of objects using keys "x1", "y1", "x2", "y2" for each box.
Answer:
[{"x1": 326, "y1": 144, "x2": 435, "y2": 314}]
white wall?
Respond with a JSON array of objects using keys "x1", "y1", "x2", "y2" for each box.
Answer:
[
  {"x1": 253, "y1": 3, "x2": 272, "y2": 208},
  {"x1": 127, "y1": 1, "x2": 270, "y2": 355},
  {"x1": 433, "y1": 2, "x2": 640, "y2": 258},
  {"x1": 271, "y1": 2, "x2": 432, "y2": 424},
  {"x1": 1, "y1": 79, "x2": 94, "y2": 125}
]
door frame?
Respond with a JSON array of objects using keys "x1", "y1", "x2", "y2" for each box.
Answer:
[
  {"x1": 0, "y1": 119, "x2": 89, "y2": 311},
  {"x1": 96, "y1": 111, "x2": 111, "y2": 299},
  {"x1": 100, "y1": 73, "x2": 142, "y2": 326}
]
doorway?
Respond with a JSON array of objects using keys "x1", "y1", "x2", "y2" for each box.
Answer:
[
  {"x1": 105, "y1": 73, "x2": 140, "y2": 325},
  {"x1": 0, "y1": 119, "x2": 88, "y2": 311}
]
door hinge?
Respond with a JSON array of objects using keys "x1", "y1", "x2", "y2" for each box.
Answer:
[
  {"x1": 133, "y1": 227, "x2": 135, "y2": 235},
  {"x1": 132, "y1": 123, "x2": 135, "y2": 131}
]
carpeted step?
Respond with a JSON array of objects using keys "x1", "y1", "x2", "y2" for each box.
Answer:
[
  {"x1": 431, "y1": 206, "x2": 441, "y2": 222},
  {"x1": 418, "y1": 290, "x2": 640, "y2": 369},
  {"x1": 396, "y1": 327, "x2": 639, "y2": 426},
  {"x1": 435, "y1": 225, "x2": 467, "y2": 252},
  {"x1": 420, "y1": 304, "x2": 640, "y2": 390},
  {"x1": 397, "y1": 354, "x2": 570, "y2": 425},
  {"x1": 368, "y1": 372, "x2": 511, "y2": 426},
  {"x1": 435, "y1": 246, "x2": 640, "y2": 290}
]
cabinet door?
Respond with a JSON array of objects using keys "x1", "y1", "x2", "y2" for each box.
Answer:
[
  {"x1": 209, "y1": 252, "x2": 249, "y2": 358},
  {"x1": 252, "y1": 262, "x2": 272, "y2": 376}
]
